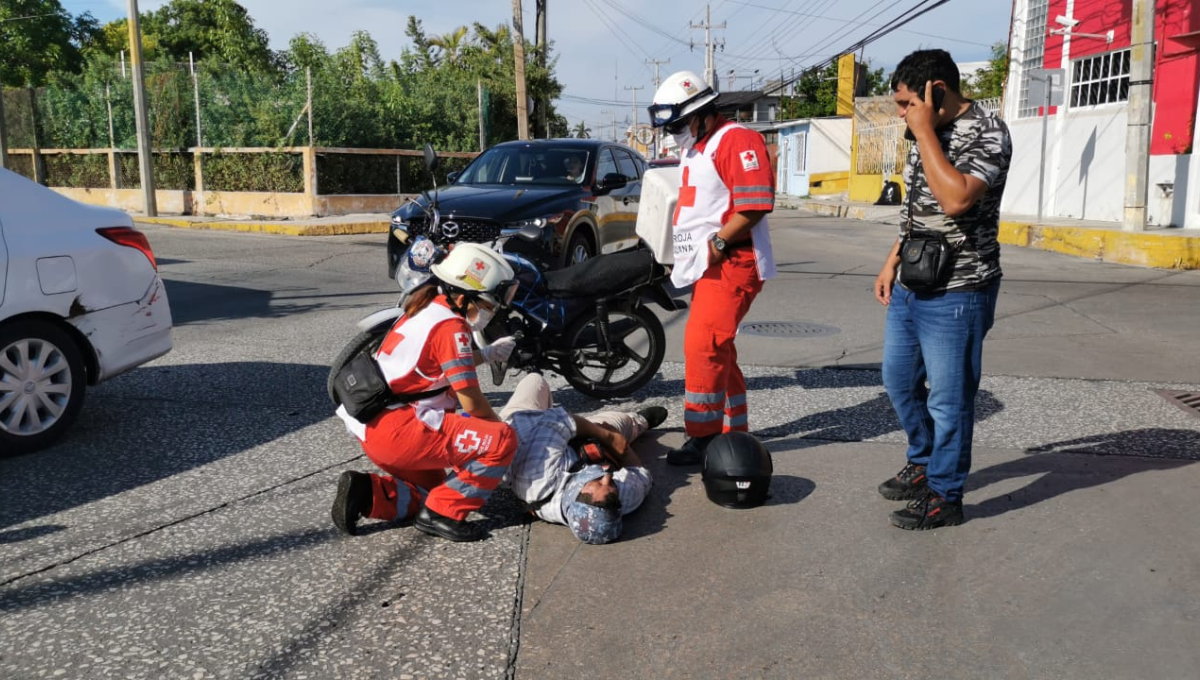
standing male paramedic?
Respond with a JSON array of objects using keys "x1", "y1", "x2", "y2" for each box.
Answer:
[
  {"x1": 873, "y1": 49, "x2": 1012, "y2": 530},
  {"x1": 647, "y1": 69, "x2": 776, "y2": 466}
]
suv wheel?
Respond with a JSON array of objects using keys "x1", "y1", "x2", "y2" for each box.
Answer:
[
  {"x1": 0, "y1": 320, "x2": 88, "y2": 456},
  {"x1": 565, "y1": 230, "x2": 595, "y2": 267}
]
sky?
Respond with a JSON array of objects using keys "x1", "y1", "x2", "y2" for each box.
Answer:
[{"x1": 66, "y1": 0, "x2": 1013, "y2": 140}]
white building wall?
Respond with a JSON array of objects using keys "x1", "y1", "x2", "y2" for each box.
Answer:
[
  {"x1": 808, "y1": 118, "x2": 852, "y2": 175},
  {"x1": 1003, "y1": 0, "x2": 1200, "y2": 228}
]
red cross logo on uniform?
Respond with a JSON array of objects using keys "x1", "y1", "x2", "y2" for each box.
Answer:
[
  {"x1": 742, "y1": 151, "x2": 755, "y2": 164},
  {"x1": 455, "y1": 430, "x2": 482, "y2": 455}
]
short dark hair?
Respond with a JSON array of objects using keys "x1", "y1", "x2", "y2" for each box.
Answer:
[
  {"x1": 890, "y1": 49, "x2": 961, "y2": 94},
  {"x1": 577, "y1": 487, "x2": 620, "y2": 510}
]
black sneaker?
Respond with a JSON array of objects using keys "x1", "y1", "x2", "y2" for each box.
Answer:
[
  {"x1": 889, "y1": 488, "x2": 964, "y2": 530},
  {"x1": 878, "y1": 462, "x2": 928, "y2": 501},
  {"x1": 331, "y1": 471, "x2": 373, "y2": 536},
  {"x1": 666, "y1": 435, "x2": 715, "y2": 466},
  {"x1": 414, "y1": 506, "x2": 485, "y2": 542},
  {"x1": 637, "y1": 406, "x2": 668, "y2": 430}
]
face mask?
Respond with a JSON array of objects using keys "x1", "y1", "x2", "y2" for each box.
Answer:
[
  {"x1": 468, "y1": 305, "x2": 495, "y2": 332},
  {"x1": 671, "y1": 129, "x2": 696, "y2": 150}
]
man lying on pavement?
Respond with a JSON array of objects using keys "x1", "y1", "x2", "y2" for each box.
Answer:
[{"x1": 500, "y1": 373, "x2": 668, "y2": 544}]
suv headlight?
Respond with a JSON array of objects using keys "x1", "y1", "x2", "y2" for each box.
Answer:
[{"x1": 505, "y1": 211, "x2": 569, "y2": 232}]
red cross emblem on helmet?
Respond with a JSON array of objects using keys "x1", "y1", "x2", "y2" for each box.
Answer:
[
  {"x1": 681, "y1": 80, "x2": 692, "y2": 89},
  {"x1": 474, "y1": 260, "x2": 486, "y2": 271}
]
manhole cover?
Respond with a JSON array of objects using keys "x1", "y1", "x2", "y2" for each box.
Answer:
[
  {"x1": 1154, "y1": 389, "x2": 1200, "y2": 420},
  {"x1": 739, "y1": 321, "x2": 840, "y2": 338}
]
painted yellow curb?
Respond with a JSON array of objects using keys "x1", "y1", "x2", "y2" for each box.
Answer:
[
  {"x1": 1000, "y1": 221, "x2": 1200, "y2": 270},
  {"x1": 136, "y1": 216, "x2": 390, "y2": 236}
]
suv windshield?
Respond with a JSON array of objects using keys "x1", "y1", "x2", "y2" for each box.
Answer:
[{"x1": 456, "y1": 147, "x2": 592, "y2": 186}]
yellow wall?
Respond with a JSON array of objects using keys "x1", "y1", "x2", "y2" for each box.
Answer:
[{"x1": 809, "y1": 171, "x2": 849, "y2": 196}]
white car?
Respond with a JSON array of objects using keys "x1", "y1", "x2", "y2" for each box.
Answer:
[{"x1": 0, "y1": 168, "x2": 173, "y2": 455}]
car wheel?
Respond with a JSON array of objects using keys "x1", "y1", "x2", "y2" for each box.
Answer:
[
  {"x1": 0, "y1": 320, "x2": 88, "y2": 456},
  {"x1": 565, "y1": 230, "x2": 595, "y2": 267}
]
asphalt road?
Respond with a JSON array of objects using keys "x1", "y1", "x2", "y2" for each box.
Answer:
[{"x1": 3, "y1": 212, "x2": 1199, "y2": 679}]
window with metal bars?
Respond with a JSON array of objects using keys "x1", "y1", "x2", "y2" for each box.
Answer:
[{"x1": 1069, "y1": 49, "x2": 1131, "y2": 108}]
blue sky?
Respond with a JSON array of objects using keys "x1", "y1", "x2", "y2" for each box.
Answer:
[{"x1": 65, "y1": 0, "x2": 1012, "y2": 138}]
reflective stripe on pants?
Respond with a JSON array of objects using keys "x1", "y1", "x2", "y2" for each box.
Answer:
[
  {"x1": 683, "y1": 248, "x2": 762, "y2": 438},
  {"x1": 360, "y1": 407, "x2": 517, "y2": 521}
]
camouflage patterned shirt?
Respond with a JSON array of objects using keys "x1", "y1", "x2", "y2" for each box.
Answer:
[{"x1": 900, "y1": 101, "x2": 1012, "y2": 290}]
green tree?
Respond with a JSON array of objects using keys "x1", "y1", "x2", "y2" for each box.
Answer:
[
  {"x1": 0, "y1": 0, "x2": 99, "y2": 86},
  {"x1": 779, "y1": 58, "x2": 887, "y2": 119},
  {"x1": 964, "y1": 42, "x2": 1008, "y2": 100},
  {"x1": 87, "y1": 0, "x2": 273, "y2": 72},
  {"x1": 572, "y1": 121, "x2": 591, "y2": 138}
]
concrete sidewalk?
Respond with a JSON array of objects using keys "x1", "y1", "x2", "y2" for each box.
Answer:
[{"x1": 803, "y1": 197, "x2": 1200, "y2": 270}]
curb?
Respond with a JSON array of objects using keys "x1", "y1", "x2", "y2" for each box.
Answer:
[
  {"x1": 136, "y1": 216, "x2": 391, "y2": 236},
  {"x1": 800, "y1": 200, "x2": 1200, "y2": 270},
  {"x1": 999, "y1": 221, "x2": 1200, "y2": 270}
]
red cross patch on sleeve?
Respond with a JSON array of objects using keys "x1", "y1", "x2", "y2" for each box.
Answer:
[
  {"x1": 454, "y1": 332, "x2": 472, "y2": 356},
  {"x1": 740, "y1": 150, "x2": 760, "y2": 171}
]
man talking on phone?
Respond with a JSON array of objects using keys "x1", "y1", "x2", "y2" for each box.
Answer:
[{"x1": 872, "y1": 49, "x2": 1012, "y2": 530}]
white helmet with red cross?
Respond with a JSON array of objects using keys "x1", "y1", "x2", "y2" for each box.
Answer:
[
  {"x1": 430, "y1": 242, "x2": 517, "y2": 308},
  {"x1": 648, "y1": 70, "x2": 719, "y2": 131}
]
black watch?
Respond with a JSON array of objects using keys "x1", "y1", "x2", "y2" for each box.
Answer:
[{"x1": 710, "y1": 234, "x2": 727, "y2": 253}]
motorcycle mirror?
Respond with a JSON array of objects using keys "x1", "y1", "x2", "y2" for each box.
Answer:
[{"x1": 423, "y1": 143, "x2": 440, "y2": 174}]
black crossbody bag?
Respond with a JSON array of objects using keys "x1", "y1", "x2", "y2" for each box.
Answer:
[
  {"x1": 333, "y1": 350, "x2": 448, "y2": 423},
  {"x1": 898, "y1": 165, "x2": 959, "y2": 293}
]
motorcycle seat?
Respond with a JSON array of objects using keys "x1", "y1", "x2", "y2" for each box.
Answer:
[{"x1": 543, "y1": 249, "x2": 662, "y2": 297}]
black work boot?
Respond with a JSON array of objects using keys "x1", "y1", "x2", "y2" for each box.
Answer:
[
  {"x1": 331, "y1": 471, "x2": 373, "y2": 536},
  {"x1": 889, "y1": 488, "x2": 964, "y2": 530},
  {"x1": 666, "y1": 435, "x2": 715, "y2": 466},
  {"x1": 415, "y1": 506, "x2": 485, "y2": 542},
  {"x1": 637, "y1": 406, "x2": 669, "y2": 430},
  {"x1": 878, "y1": 462, "x2": 928, "y2": 501}
]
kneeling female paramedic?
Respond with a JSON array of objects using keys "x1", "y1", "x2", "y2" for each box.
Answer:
[{"x1": 331, "y1": 242, "x2": 520, "y2": 542}]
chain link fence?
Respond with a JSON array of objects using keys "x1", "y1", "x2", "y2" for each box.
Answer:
[{"x1": 1, "y1": 59, "x2": 481, "y2": 196}]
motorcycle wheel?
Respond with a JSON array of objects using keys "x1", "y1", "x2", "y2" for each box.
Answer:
[
  {"x1": 561, "y1": 304, "x2": 665, "y2": 399},
  {"x1": 326, "y1": 325, "x2": 390, "y2": 406}
]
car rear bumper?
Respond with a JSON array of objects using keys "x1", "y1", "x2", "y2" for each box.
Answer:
[{"x1": 70, "y1": 276, "x2": 173, "y2": 382}]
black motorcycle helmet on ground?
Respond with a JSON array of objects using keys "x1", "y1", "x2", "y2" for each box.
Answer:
[{"x1": 701, "y1": 432, "x2": 773, "y2": 508}]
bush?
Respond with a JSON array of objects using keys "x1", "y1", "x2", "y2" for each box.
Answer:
[
  {"x1": 43, "y1": 153, "x2": 110, "y2": 188},
  {"x1": 202, "y1": 151, "x2": 302, "y2": 192}
]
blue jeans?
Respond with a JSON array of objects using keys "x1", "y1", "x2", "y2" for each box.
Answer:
[{"x1": 881, "y1": 280, "x2": 1000, "y2": 502}]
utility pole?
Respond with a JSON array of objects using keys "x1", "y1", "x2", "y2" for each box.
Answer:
[
  {"x1": 1124, "y1": 0, "x2": 1156, "y2": 231},
  {"x1": 690, "y1": 4, "x2": 725, "y2": 90},
  {"x1": 646, "y1": 58, "x2": 670, "y2": 157},
  {"x1": 512, "y1": 0, "x2": 530, "y2": 140},
  {"x1": 0, "y1": 63, "x2": 8, "y2": 170},
  {"x1": 536, "y1": 0, "x2": 548, "y2": 138},
  {"x1": 600, "y1": 109, "x2": 614, "y2": 141},
  {"x1": 127, "y1": 0, "x2": 156, "y2": 216},
  {"x1": 624, "y1": 85, "x2": 644, "y2": 148}
]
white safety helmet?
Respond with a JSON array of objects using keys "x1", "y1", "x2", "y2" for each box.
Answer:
[
  {"x1": 648, "y1": 70, "x2": 720, "y2": 132},
  {"x1": 429, "y1": 242, "x2": 518, "y2": 308}
]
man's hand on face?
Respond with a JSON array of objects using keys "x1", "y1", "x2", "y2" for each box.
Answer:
[{"x1": 902, "y1": 80, "x2": 941, "y2": 139}]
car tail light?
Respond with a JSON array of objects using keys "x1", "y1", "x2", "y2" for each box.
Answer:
[{"x1": 97, "y1": 227, "x2": 158, "y2": 271}]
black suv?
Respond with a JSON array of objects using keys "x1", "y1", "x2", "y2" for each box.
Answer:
[{"x1": 388, "y1": 139, "x2": 646, "y2": 277}]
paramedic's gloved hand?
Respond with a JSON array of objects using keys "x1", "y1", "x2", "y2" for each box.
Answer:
[{"x1": 480, "y1": 336, "x2": 517, "y2": 363}]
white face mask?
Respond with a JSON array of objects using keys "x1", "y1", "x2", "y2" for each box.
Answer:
[
  {"x1": 671, "y1": 129, "x2": 696, "y2": 151},
  {"x1": 468, "y1": 305, "x2": 495, "y2": 332}
]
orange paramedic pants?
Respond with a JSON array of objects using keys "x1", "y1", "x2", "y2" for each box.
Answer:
[
  {"x1": 684, "y1": 247, "x2": 763, "y2": 438},
  {"x1": 359, "y1": 407, "x2": 517, "y2": 521}
]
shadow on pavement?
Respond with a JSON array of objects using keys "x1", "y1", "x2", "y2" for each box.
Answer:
[
  {"x1": 0, "y1": 527, "x2": 332, "y2": 615},
  {"x1": 0, "y1": 361, "x2": 331, "y2": 532},
  {"x1": 162, "y1": 279, "x2": 393, "y2": 325},
  {"x1": 966, "y1": 428, "x2": 1200, "y2": 521}
]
